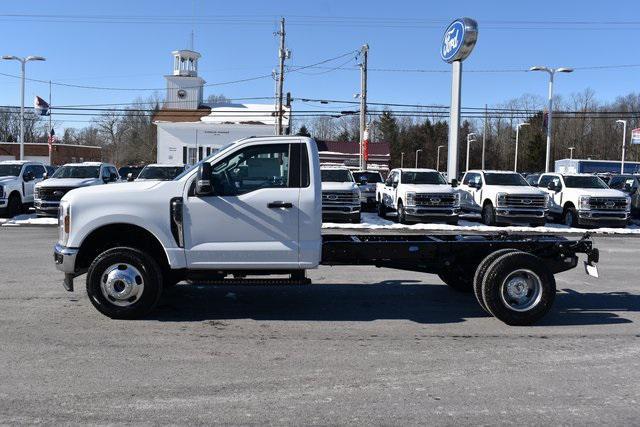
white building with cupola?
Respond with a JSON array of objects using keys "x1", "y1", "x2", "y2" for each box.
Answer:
[{"x1": 154, "y1": 49, "x2": 289, "y2": 166}]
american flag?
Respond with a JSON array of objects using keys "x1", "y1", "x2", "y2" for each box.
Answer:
[{"x1": 48, "y1": 128, "x2": 56, "y2": 147}]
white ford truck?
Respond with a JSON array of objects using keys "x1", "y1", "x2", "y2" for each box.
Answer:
[
  {"x1": 458, "y1": 170, "x2": 549, "y2": 226},
  {"x1": 376, "y1": 168, "x2": 460, "y2": 224},
  {"x1": 320, "y1": 166, "x2": 361, "y2": 223},
  {"x1": 53, "y1": 136, "x2": 598, "y2": 326},
  {"x1": 536, "y1": 173, "x2": 630, "y2": 228},
  {"x1": 0, "y1": 160, "x2": 47, "y2": 217}
]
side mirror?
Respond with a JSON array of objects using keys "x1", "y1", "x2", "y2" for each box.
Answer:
[
  {"x1": 23, "y1": 171, "x2": 34, "y2": 182},
  {"x1": 195, "y1": 162, "x2": 213, "y2": 196},
  {"x1": 392, "y1": 181, "x2": 398, "y2": 189},
  {"x1": 127, "y1": 172, "x2": 134, "y2": 182},
  {"x1": 451, "y1": 179, "x2": 458, "y2": 188},
  {"x1": 547, "y1": 182, "x2": 558, "y2": 192},
  {"x1": 623, "y1": 183, "x2": 633, "y2": 193},
  {"x1": 42, "y1": 172, "x2": 48, "y2": 180}
]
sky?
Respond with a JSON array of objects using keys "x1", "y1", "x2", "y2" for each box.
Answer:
[{"x1": 1, "y1": 0, "x2": 639, "y2": 131}]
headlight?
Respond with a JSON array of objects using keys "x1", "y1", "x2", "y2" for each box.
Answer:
[
  {"x1": 58, "y1": 200, "x2": 71, "y2": 246},
  {"x1": 453, "y1": 192, "x2": 461, "y2": 207},
  {"x1": 625, "y1": 196, "x2": 632, "y2": 211},
  {"x1": 34, "y1": 187, "x2": 39, "y2": 199},
  {"x1": 406, "y1": 192, "x2": 416, "y2": 206},
  {"x1": 579, "y1": 195, "x2": 591, "y2": 210},
  {"x1": 496, "y1": 192, "x2": 507, "y2": 207},
  {"x1": 543, "y1": 194, "x2": 549, "y2": 208}
]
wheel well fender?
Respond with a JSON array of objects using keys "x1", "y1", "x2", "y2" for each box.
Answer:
[
  {"x1": 483, "y1": 199, "x2": 493, "y2": 208},
  {"x1": 76, "y1": 223, "x2": 170, "y2": 272},
  {"x1": 8, "y1": 190, "x2": 22, "y2": 201},
  {"x1": 563, "y1": 201, "x2": 575, "y2": 211}
]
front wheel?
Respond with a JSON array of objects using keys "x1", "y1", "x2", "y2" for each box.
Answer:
[
  {"x1": 481, "y1": 202, "x2": 496, "y2": 226},
  {"x1": 377, "y1": 200, "x2": 386, "y2": 218},
  {"x1": 563, "y1": 206, "x2": 578, "y2": 228},
  {"x1": 86, "y1": 247, "x2": 163, "y2": 319},
  {"x1": 397, "y1": 201, "x2": 407, "y2": 224},
  {"x1": 6, "y1": 193, "x2": 22, "y2": 218}
]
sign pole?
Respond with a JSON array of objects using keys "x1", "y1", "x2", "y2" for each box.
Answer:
[{"x1": 447, "y1": 60, "x2": 462, "y2": 181}]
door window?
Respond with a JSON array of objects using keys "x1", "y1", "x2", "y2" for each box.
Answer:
[{"x1": 211, "y1": 143, "x2": 290, "y2": 196}]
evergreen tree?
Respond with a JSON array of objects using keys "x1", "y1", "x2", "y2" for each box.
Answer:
[{"x1": 296, "y1": 125, "x2": 311, "y2": 137}]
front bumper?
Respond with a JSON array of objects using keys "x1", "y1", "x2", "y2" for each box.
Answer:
[
  {"x1": 578, "y1": 210, "x2": 629, "y2": 227},
  {"x1": 495, "y1": 207, "x2": 547, "y2": 224},
  {"x1": 405, "y1": 206, "x2": 460, "y2": 219},
  {"x1": 34, "y1": 199, "x2": 60, "y2": 216},
  {"x1": 54, "y1": 243, "x2": 79, "y2": 291},
  {"x1": 360, "y1": 192, "x2": 376, "y2": 205}
]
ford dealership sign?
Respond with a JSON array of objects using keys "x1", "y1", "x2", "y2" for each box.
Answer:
[{"x1": 441, "y1": 18, "x2": 478, "y2": 63}]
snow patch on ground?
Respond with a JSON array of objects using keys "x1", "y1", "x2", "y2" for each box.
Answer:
[
  {"x1": 0, "y1": 214, "x2": 57, "y2": 227},
  {"x1": 322, "y1": 212, "x2": 640, "y2": 235}
]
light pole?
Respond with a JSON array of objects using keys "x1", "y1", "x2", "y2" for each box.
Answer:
[
  {"x1": 400, "y1": 152, "x2": 404, "y2": 168},
  {"x1": 415, "y1": 149, "x2": 422, "y2": 168},
  {"x1": 514, "y1": 122, "x2": 529, "y2": 172},
  {"x1": 616, "y1": 120, "x2": 627, "y2": 173},
  {"x1": 2, "y1": 55, "x2": 46, "y2": 160},
  {"x1": 466, "y1": 133, "x2": 477, "y2": 172},
  {"x1": 568, "y1": 147, "x2": 575, "y2": 159},
  {"x1": 529, "y1": 66, "x2": 573, "y2": 173},
  {"x1": 436, "y1": 145, "x2": 445, "y2": 171}
]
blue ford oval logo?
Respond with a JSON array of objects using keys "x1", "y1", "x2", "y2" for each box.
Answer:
[{"x1": 441, "y1": 18, "x2": 478, "y2": 63}]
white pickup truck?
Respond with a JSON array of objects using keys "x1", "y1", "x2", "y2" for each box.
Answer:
[
  {"x1": 52, "y1": 136, "x2": 598, "y2": 326},
  {"x1": 458, "y1": 170, "x2": 549, "y2": 226},
  {"x1": 320, "y1": 166, "x2": 361, "y2": 223},
  {"x1": 375, "y1": 168, "x2": 460, "y2": 224},
  {"x1": 0, "y1": 160, "x2": 47, "y2": 217},
  {"x1": 536, "y1": 173, "x2": 630, "y2": 228}
]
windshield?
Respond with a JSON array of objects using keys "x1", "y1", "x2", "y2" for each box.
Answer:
[
  {"x1": 353, "y1": 171, "x2": 382, "y2": 183},
  {"x1": 564, "y1": 175, "x2": 609, "y2": 189},
  {"x1": 52, "y1": 166, "x2": 100, "y2": 179},
  {"x1": 401, "y1": 171, "x2": 447, "y2": 185},
  {"x1": 138, "y1": 166, "x2": 184, "y2": 180},
  {"x1": 321, "y1": 169, "x2": 354, "y2": 182},
  {"x1": 484, "y1": 173, "x2": 528, "y2": 186},
  {"x1": 0, "y1": 164, "x2": 23, "y2": 177}
]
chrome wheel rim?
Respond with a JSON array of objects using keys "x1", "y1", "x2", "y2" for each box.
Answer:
[
  {"x1": 500, "y1": 269, "x2": 543, "y2": 312},
  {"x1": 100, "y1": 263, "x2": 145, "y2": 307}
]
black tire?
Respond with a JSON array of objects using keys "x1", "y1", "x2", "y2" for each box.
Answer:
[
  {"x1": 163, "y1": 270, "x2": 185, "y2": 288},
  {"x1": 562, "y1": 206, "x2": 578, "y2": 227},
  {"x1": 86, "y1": 247, "x2": 163, "y2": 319},
  {"x1": 473, "y1": 249, "x2": 520, "y2": 313},
  {"x1": 377, "y1": 200, "x2": 386, "y2": 218},
  {"x1": 438, "y1": 267, "x2": 474, "y2": 293},
  {"x1": 6, "y1": 193, "x2": 22, "y2": 218},
  {"x1": 481, "y1": 251, "x2": 556, "y2": 326},
  {"x1": 481, "y1": 202, "x2": 496, "y2": 226},
  {"x1": 397, "y1": 201, "x2": 407, "y2": 224},
  {"x1": 350, "y1": 213, "x2": 361, "y2": 223}
]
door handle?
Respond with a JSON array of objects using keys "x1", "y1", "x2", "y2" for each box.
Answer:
[{"x1": 268, "y1": 201, "x2": 293, "y2": 209}]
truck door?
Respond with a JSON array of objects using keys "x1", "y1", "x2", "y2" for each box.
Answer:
[
  {"x1": 460, "y1": 172, "x2": 481, "y2": 212},
  {"x1": 183, "y1": 141, "x2": 301, "y2": 269},
  {"x1": 21, "y1": 165, "x2": 43, "y2": 203},
  {"x1": 538, "y1": 174, "x2": 562, "y2": 214}
]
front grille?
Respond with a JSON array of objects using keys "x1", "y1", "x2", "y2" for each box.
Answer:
[
  {"x1": 36, "y1": 187, "x2": 73, "y2": 202},
  {"x1": 503, "y1": 194, "x2": 546, "y2": 208},
  {"x1": 414, "y1": 193, "x2": 456, "y2": 207},
  {"x1": 322, "y1": 191, "x2": 359, "y2": 205},
  {"x1": 588, "y1": 197, "x2": 628, "y2": 211}
]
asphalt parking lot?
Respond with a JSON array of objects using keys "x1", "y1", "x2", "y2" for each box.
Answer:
[{"x1": 1, "y1": 227, "x2": 639, "y2": 424}]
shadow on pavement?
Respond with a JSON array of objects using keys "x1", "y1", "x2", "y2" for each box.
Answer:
[{"x1": 150, "y1": 281, "x2": 638, "y2": 326}]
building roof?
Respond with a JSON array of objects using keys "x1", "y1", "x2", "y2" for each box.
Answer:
[{"x1": 153, "y1": 108, "x2": 212, "y2": 123}]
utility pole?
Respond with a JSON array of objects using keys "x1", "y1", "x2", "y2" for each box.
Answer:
[
  {"x1": 359, "y1": 44, "x2": 369, "y2": 170},
  {"x1": 276, "y1": 18, "x2": 287, "y2": 136},
  {"x1": 401, "y1": 152, "x2": 404, "y2": 168},
  {"x1": 482, "y1": 104, "x2": 487, "y2": 169},
  {"x1": 48, "y1": 80, "x2": 52, "y2": 166},
  {"x1": 616, "y1": 120, "x2": 627, "y2": 173}
]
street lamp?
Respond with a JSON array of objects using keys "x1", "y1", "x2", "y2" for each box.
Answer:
[
  {"x1": 514, "y1": 122, "x2": 529, "y2": 172},
  {"x1": 415, "y1": 149, "x2": 422, "y2": 168},
  {"x1": 616, "y1": 120, "x2": 627, "y2": 173},
  {"x1": 466, "y1": 133, "x2": 477, "y2": 172},
  {"x1": 568, "y1": 147, "x2": 575, "y2": 159},
  {"x1": 436, "y1": 145, "x2": 445, "y2": 171},
  {"x1": 2, "y1": 55, "x2": 46, "y2": 160},
  {"x1": 401, "y1": 152, "x2": 404, "y2": 168},
  {"x1": 529, "y1": 65, "x2": 573, "y2": 172}
]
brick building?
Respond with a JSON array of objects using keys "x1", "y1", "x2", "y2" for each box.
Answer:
[{"x1": 0, "y1": 142, "x2": 102, "y2": 166}]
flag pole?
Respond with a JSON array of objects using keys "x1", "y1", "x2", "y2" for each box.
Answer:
[{"x1": 48, "y1": 80, "x2": 52, "y2": 166}]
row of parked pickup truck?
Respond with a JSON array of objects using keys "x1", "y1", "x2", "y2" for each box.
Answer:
[
  {"x1": 320, "y1": 165, "x2": 632, "y2": 228},
  {"x1": 0, "y1": 160, "x2": 187, "y2": 218}
]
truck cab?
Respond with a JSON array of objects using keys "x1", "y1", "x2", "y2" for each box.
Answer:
[
  {"x1": 376, "y1": 168, "x2": 460, "y2": 224},
  {"x1": 34, "y1": 162, "x2": 119, "y2": 217},
  {"x1": 459, "y1": 170, "x2": 548, "y2": 226},
  {"x1": 537, "y1": 173, "x2": 630, "y2": 227},
  {"x1": 320, "y1": 166, "x2": 361, "y2": 223},
  {"x1": 608, "y1": 174, "x2": 640, "y2": 218},
  {"x1": 0, "y1": 160, "x2": 47, "y2": 217}
]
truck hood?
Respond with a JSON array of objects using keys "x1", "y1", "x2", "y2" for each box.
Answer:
[
  {"x1": 400, "y1": 184, "x2": 455, "y2": 194},
  {"x1": 0, "y1": 176, "x2": 19, "y2": 185},
  {"x1": 322, "y1": 182, "x2": 358, "y2": 192},
  {"x1": 486, "y1": 185, "x2": 545, "y2": 195},
  {"x1": 62, "y1": 180, "x2": 163, "y2": 202},
  {"x1": 568, "y1": 188, "x2": 627, "y2": 198},
  {"x1": 36, "y1": 177, "x2": 102, "y2": 188}
]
